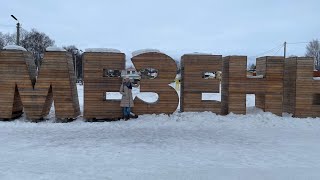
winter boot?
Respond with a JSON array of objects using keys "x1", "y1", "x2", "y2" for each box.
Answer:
[{"x1": 129, "y1": 113, "x2": 138, "y2": 119}]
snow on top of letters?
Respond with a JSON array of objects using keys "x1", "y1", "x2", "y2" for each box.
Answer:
[
  {"x1": 46, "y1": 46, "x2": 66, "y2": 52},
  {"x1": 3, "y1": 45, "x2": 27, "y2": 51},
  {"x1": 132, "y1": 49, "x2": 161, "y2": 57},
  {"x1": 85, "y1": 48, "x2": 121, "y2": 53}
]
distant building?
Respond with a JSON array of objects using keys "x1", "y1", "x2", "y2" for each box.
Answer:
[{"x1": 121, "y1": 68, "x2": 141, "y2": 83}]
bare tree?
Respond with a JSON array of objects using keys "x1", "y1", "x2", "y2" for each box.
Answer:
[
  {"x1": 21, "y1": 29, "x2": 55, "y2": 68},
  {"x1": 249, "y1": 63, "x2": 256, "y2": 70},
  {"x1": 306, "y1": 39, "x2": 320, "y2": 70},
  {"x1": 0, "y1": 32, "x2": 4, "y2": 49},
  {"x1": 63, "y1": 45, "x2": 83, "y2": 79},
  {"x1": 1, "y1": 33, "x2": 16, "y2": 46},
  {"x1": 63, "y1": 45, "x2": 78, "y2": 53},
  {"x1": 174, "y1": 59, "x2": 181, "y2": 74},
  {"x1": 0, "y1": 28, "x2": 29, "y2": 48}
]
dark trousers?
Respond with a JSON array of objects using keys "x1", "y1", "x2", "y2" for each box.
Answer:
[{"x1": 123, "y1": 107, "x2": 131, "y2": 117}]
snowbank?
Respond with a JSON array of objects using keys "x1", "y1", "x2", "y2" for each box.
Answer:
[
  {"x1": 46, "y1": 46, "x2": 66, "y2": 52},
  {"x1": 0, "y1": 84, "x2": 320, "y2": 179},
  {"x1": 85, "y1": 48, "x2": 121, "y2": 53},
  {"x1": 132, "y1": 49, "x2": 161, "y2": 57},
  {"x1": 1, "y1": 105, "x2": 320, "y2": 179},
  {"x1": 2, "y1": 45, "x2": 27, "y2": 51}
]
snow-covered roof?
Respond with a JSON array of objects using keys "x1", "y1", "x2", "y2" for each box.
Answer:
[
  {"x1": 85, "y1": 48, "x2": 121, "y2": 53},
  {"x1": 2, "y1": 45, "x2": 27, "y2": 51},
  {"x1": 46, "y1": 46, "x2": 66, "y2": 52},
  {"x1": 132, "y1": 49, "x2": 161, "y2": 57},
  {"x1": 247, "y1": 75, "x2": 264, "y2": 79},
  {"x1": 185, "y1": 52, "x2": 212, "y2": 55}
]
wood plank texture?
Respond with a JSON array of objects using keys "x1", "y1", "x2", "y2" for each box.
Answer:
[
  {"x1": 131, "y1": 52, "x2": 179, "y2": 115},
  {"x1": 180, "y1": 54, "x2": 222, "y2": 113},
  {"x1": 83, "y1": 52, "x2": 125, "y2": 120},
  {"x1": 283, "y1": 57, "x2": 319, "y2": 117},
  {"x1": 221, "y1": 56, "x2": 284, "y2": 116},
  {"x1": 0, "y1": 49, "x2": 80, "y2": 121}
]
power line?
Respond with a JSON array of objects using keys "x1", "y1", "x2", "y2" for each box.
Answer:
[
  {"x1": 284, "y1": 41, "x2": 312, "y2": 57},
  {"x1": 272, "y1": 45, "x2": 284, "y2": 56},
  {"x1": 249, "y1": 41, "x2": 311, "y2": 59},
  {"x1": 287, "y1": 41, "x2": 309, "y2": 45},
  {"x1": 0, "y1": 24, "x2": 15, "y2": 27},
  {"x1": 20, "y1": 27, "x2": 28, "y2": 32},
  {"x1": 249, "y1": 44, "x2": 284, "y2": 58}
]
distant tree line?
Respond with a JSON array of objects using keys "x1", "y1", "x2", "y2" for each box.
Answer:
[
  {"x1": 0, "y1": 29, "x2": 83, "y2": 80},
  {"x1": 63, "y1": 45, "x2": 83, "y2": 80},
  {"x1": 0, "y1": 29, "x2": 54, "y2": 69},
  {"x1": 306, "y1": 39, "x2": 320, "y2": 70},
  {"x1": 2, "y1": 28, "x2": 318, "y2": 77}
]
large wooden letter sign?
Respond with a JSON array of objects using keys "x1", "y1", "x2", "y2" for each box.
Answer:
[
  {"x1": 283, "y1": 57, "x2": 320, "y2": 117},
  {"x1": 131, "y1": 51, "x2": 179, "y2": 115},
  {"x1": 221, "y1": 56, "x2": 284, "y2": 116},
  {"x1": 180, "y1": 54, "x2": 222, "y2": 113},
  {"x1": 83, "y1": 50, "x2": 125, "y2": 120},
  {"x1": 1, "y1": 45, "x2": 320, "y2": 121},
  {"x1": 0, "y1": 48, "x2": 80, "y2": 121}
]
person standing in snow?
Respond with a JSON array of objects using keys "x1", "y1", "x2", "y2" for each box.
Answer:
[{"x1": 120, "y1": 75, "x2": 140, "y2": 120}]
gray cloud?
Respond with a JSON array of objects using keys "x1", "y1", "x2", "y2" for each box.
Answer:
[{"x1": 1, "y1": 0, "x2": 319, "y2": 64}]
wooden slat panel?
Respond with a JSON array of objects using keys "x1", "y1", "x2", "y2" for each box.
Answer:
[
  {"x1": 0, "y1": 50, "x2": 80, "y2": 121},
  {"x1": 222, "y1": 56, "x2": 284, "y2": 116},
  {"x1": 131, "y1": 52, "x2": 179, "y2": 115},
  {"x1": 284, "y1": 57, "x2": 320, "y2": 117},
  {"x1": 83, "y1": 52, "x2": 125, "y2": 120},
  {"x1": 180, "y1": 54, "x2": 222, "y2": 113}
]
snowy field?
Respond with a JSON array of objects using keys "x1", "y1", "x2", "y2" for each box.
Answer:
[{"x1": 0, "y1": 84, "x2": 320, "y2": 179}]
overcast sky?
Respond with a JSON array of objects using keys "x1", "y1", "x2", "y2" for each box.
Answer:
[{"x1": 1, "y1": 0, "x2": 319, "y2": 63}]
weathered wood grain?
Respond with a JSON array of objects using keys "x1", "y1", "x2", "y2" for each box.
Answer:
[
  {"x1": 0, "y1": 49, "x2": 80, "y2": 121},
  {"x1": 83, "y1": 52, "x2": 125, "y2": 120},
  {"x1": 180, "y1": 54, "x2": 222, "y2": 113},
  {"x1": 131, "y1": 52, "x2": 179, "y2": 115},
  {"x1": 221, "y1": 56, "x2": 284, "y2": 116}
]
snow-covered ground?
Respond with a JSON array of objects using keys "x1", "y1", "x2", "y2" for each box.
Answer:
[{"x1": 0, "y1": 84, "x2": 320, "y2": 180}]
